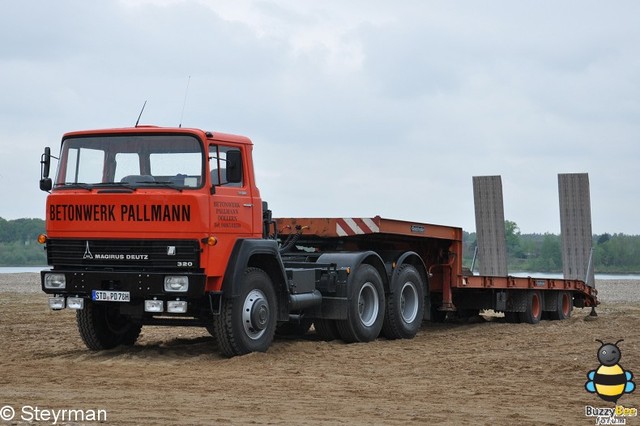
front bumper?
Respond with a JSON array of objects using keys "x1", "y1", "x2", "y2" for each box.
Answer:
[{"x1": 41, "y1": 269, "x2": 206, "y2": 299}]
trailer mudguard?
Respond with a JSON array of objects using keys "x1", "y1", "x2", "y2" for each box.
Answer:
[{"x1": 221, "y1": 238, "x2": 290, "y2": 320}]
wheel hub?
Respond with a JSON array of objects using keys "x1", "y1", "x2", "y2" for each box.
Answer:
[
  {"x1": 242, "y1": 289, "x2": 270, "y2": 340},
  {"x1": 251, "y1": 299, "x2": 269, "y2": 331},
  {"x1": 357, "y1": 282, "x2": 379, "y2": 327},
  {"x1": 399, "y1": 282, "x2": 419, "y2": 323}
]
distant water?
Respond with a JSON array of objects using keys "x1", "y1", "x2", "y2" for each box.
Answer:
[
  {"x1": 510, "y1": 272, "x2": 640, "y2": 280},
  {"x1": 0, "y1": 267, "x2": 47, "y2": 273}
]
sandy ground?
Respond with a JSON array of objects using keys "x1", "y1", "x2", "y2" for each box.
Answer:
[{"x1": 1, "y1": 274, "x2": 640, "y2": 425}]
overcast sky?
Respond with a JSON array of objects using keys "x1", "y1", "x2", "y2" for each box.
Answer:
[{"x1": 1, "y1": 0, "x2": 639, "y2": 234}]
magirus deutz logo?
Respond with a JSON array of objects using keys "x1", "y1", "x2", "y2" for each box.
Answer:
[{"x1": 82, "y1": 241, "x2": 163, "y2": 261}]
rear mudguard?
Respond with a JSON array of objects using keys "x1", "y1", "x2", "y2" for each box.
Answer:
[
  {"x1": 377, "y1": 250, "x2": 431, "y2": 319},
  {"x1": 317, "y1": 251, "x2": 388, "y2": 297},
  {"x1": 310, "y1": 251, "x2": 387, "y2": 320}
]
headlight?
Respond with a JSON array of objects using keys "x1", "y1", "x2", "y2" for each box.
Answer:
[
  {"x1": 145, "y1": 300, "x2": 164, "y2": 313},
  {"x1": 67, "y1": 297, "x2": 84, "y2": 310},
  {"x1": 167, "y1": 300, "x2": 188, "y2": 313},
  {"x1": 44, "y1": 273, "x2": 66, "y2": 289},
  {"x1": 164, "y1": 276, "x2": 189, "y2": 292},
  {"x1": 48, "y1": 296, "x2": 65, "y2": 310}
]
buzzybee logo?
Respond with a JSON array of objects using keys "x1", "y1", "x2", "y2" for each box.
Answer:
[
  {"x1": 585, "y1": 339, "x2": 635, "y2": 403},
  {"x1": 584, "y1": 339, "x2": 637, "y2": 425}
]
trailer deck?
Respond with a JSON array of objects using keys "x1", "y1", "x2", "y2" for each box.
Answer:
[{"x1": 276, "y1": 216, "x2": 599, "y2": 309}]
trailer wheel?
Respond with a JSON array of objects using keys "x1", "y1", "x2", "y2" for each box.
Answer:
[
  {"x1": 214, "y1": 267, "x2": 277, "y2": 357},
  {"x1": 313, "y1": 319, "x2": 341, "y2": 341},
  {"x1": 76, "y1": 301, "x2": 142, "y2": 350},
  {"x1": 519, "y1": 290, "x2": 543, "y2": 324},
  {"x1": 336, "y1": 264, "x2": 385, "y2": 343},
  {"x1": 549, "y1": 291, "x2": 573, "y2": 320},
  {"x1": 381, "y1": 265, "x2": 424, "y2": 339}
]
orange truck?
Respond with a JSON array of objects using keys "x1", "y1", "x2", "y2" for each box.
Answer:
[{"x1": 38, "y1": 126, "x2": 598, "y2": 357}]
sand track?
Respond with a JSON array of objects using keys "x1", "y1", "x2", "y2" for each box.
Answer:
[{"x1": 1, "y1": 274, "x2": 639, "y2": 425}]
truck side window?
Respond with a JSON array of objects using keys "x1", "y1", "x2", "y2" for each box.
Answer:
[{"x1": 209, "y1": 145, "x2": 243, "y2": 187}]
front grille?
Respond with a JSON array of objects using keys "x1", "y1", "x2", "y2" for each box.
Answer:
[{"x1": 46, "y1": 238, "x2": 201, "y2": 270}]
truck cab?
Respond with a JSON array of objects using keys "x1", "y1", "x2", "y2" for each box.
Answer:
[{"x1": 39, "y1": 126, "x2": 293, "y2": 356}]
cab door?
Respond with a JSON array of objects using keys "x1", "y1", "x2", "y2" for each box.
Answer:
[{"x1": 208, "y1": 144, "x2": 254, "y2": 236}]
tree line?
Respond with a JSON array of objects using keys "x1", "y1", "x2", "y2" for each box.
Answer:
[
  {"x1": 0, "y1": 216, "x2": 638, "y2": 272},
  {"x1": 0, "y1": 217, "x2": 47, "y2": 266},
  {"x1": 463, "y1": 220, "x2": 640, "y2": 274}
]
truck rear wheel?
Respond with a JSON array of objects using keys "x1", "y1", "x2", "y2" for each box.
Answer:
[
  {"x1": 381, "y1": 265, "x2": 424, "y2": 339},
  {"x1": 336, "y1": 264, "x2": 385, "y2": 343},
  {"x1": 519, "y1": 290, "x2": 543, "y2": 324},
  {"x1": 549, "y1": 291, "x2": 573, "y2": 320},
  {"x1": 214, "y1": 267, "x2": 277, "y2": 357},
  {"x1": 76, "y1": 301, "x2": 142, "y2": 350}
]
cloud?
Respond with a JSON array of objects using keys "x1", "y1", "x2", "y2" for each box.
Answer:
[{"x1": 0, "y1": 0, "x2": 639, "y2": 235}]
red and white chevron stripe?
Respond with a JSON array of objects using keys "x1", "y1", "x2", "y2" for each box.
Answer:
[{"x1": 336, "y1": 218, "x2": 379, "y2": 237}]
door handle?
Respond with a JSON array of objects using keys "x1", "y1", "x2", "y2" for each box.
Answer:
[{"x1": 243, "y1": 204, "x2": 253, "y2": 207}]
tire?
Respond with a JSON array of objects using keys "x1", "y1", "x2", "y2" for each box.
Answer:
[
  {"x1": 519, "y1": 290, "x2": 543, "y2": 324},
  {"x1": 313, "y1": 319, "x2": 341, "y2": 341},
  {"x1": 336, "y1": 264, "x2": 385, "y2": 343},
  {"x1": 549, "y1": 291, "x2": 573, "y2": 320},
  {"x1": 381, "y1": 265, "x2": 424, "y2": 339},
  {"x1": 76, "y1": 300, "x2": 142, "y2": 350},
  {"x1": 214, "y1": 267, "x2": 278, "y2": 357}
]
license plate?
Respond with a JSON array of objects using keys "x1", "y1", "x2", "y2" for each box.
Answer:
[{"x1": 92, "y1": 290, "x2": 130, "y2": 302}]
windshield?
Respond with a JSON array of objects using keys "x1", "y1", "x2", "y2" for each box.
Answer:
[{"x1": 55, "y1": 134, "x2": 204, "y2": 189}]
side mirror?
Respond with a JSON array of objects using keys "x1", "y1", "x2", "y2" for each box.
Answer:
[
  {"x1": 226, "y1": 150, "x2": 243, "y2": 184},
  {"x1": 40, "y1": 147, "x2": 52, "y2": 192},
  {"x1": 41, "y1": 147, "x2": 51, "y2": 178}
]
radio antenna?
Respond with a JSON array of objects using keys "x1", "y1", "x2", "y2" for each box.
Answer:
[
  {"x1": 135, "y1": 100, "x2": 147, "y2": 127},
  {"x1": 179, "y1": 75, "x2": 191, "y2": 128}
]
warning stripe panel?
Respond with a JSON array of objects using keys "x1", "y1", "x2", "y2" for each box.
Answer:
[
  {"x1": 335, "y1": 218, "x2": 380, "y2": 236},
  {"x1": 356, "y1": 218, "x2": 379, "y2": 233}
]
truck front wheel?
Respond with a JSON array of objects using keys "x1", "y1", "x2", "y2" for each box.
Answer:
[
  {"x1": 336, "y1": 264, "x2": 385, "y2": 343},
  {"x1": 76, "y1": 301, "x2": 142, "y2": 350},
  {"x1": 214, "y1": 267, "x2": 277, "y2": 357},
  {"x1": 381, "y1": 265, "x2": 424, "y2": 339}
]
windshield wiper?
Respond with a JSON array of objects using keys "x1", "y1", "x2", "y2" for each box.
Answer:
[
  {"x1": 92, "y1": 182, "x2": 136, "y2": 193},
  {"x1": 144, "y1": 181, "x2": 184, "y2": 192},
  {"x1": 55, "y1": 183, "x2": 92, "y2": 191}
]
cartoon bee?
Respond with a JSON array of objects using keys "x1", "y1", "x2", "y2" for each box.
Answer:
[{"x1": 585, "y1": 339, "x2": 635, "y2": 403}]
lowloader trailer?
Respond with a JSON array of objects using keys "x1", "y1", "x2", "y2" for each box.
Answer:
[{"x1": 38, "y1": 126, "x2": 598, "y2": 357}]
